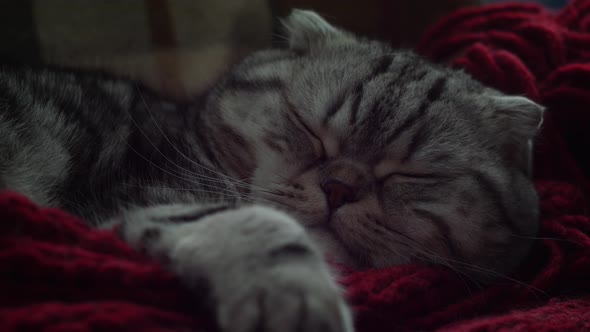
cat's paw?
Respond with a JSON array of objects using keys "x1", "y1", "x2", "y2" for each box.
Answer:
[
  {"x1": 167, "y1": 205, "x2": 354, "y2": 332},
  {"x1": 216, "y1": 262, "x2": 353, "y2": 332}
]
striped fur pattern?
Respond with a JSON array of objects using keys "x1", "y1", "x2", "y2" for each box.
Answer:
[{"x1": 0, "y1": 10, "x2": 543, "y2": 332}]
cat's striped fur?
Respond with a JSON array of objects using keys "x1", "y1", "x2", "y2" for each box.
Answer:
[{"x1": 0, "y1": 10, "x2": 543, "y2": 332}]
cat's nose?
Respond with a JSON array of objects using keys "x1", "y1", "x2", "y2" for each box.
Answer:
[{"x1": 321, "y1": 179, "x2": 358, "y2": 210}]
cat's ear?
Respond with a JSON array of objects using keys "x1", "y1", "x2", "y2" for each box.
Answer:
[
  {"x1": 281, "y1": 9, "x2": 355, "y2": 52},
  {"x1": 489, "y1": 95, "x2": 544, "y2": 174},
  {"x1": 491, "y1": 95, "x2": 544, "y2": 141}
]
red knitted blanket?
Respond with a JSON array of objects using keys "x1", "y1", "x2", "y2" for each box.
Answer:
[{"x1": 3, "y1": 1, "x2": 590, "y2": 331}]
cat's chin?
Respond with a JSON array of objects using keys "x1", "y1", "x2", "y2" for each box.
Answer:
[
  {"x1": 305, "y1": 226, "x2": 360, "y2": 269},
  {"x1": 253, "y1": 199, "x2": 377, "y2": 269}
]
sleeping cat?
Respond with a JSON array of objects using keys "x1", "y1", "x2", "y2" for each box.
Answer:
[{"x1": 0, "y1": 9, "x2": 543, "y2": 332}]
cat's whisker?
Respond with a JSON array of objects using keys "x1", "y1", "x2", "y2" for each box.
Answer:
[
  {"x1": 509, "y1": 234, "x2": 580, "y2": 244},
  {"x1": 115, "y1": 111, "x2": 254, "y2": 197},
  {"x1": 185, "y1": 173, "x2": 251, "y2": 191},
  {"x1": 117, "y1": 134, "x2": 246, "y2": 200},
  {"x1": 401, "y1": 241, "x2": 482, "y2": 293},
  {"x1": 414, "y1": 243, "x2": 548, "y2": 299},
  {"x1": 121, "y1": 106, "x2": 251, "y2": 193},
  {"x1": 121, "y1": 183, "x2": 247, "y2": 201},
  {"x1": 449, "y1": 260, "x2": 549, "y2": 299},
  {"x1": 180, "y1": 169, "x2": 255, "y2": 190},
  {"x1": 379, "y1": 220, "x2": 545, "y2": 297},
  {"x1": 393, "y1": 200, "x2": 488, "y2": 291},
  {"x1": 122, "y1": 181, "x2": 289, "y2": 209},
  {"x1": 375, "y1": 222, "x2": 479, "y2": 293},
  {"x1": 120, "y1": 108, "x2": 254, "y2": 193},
  {"x1": 135, "y1": 86, "x2": 268, "y2": 193}
]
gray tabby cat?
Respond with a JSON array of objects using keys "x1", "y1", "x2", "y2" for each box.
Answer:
[{"x1": 0, "y1": 10, "x2": 543, "y2": 332}]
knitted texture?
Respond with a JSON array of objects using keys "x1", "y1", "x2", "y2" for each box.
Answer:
[{"x1": 2, "y1": 1, "x2": 590, "y2": 331}]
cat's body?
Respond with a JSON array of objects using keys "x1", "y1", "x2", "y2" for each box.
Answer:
[
  {"x1": 0, "y1": 64, "x2": 234, "y2": 221},
  {"x1": 0, "y1": 10, "x2": 543, "y2": 332}
]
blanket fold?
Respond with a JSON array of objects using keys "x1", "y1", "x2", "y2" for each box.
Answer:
[{"x1": 2, "y1": 1, "x2": 590, "y2": 331}]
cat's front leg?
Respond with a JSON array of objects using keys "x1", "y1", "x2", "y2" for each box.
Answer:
[{"x1": 116, "y1": 203, "x2": 354, "y2": 332}]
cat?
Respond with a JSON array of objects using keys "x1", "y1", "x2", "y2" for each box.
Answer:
[{"x1": 0, "y1": 9, "x2": 543, "y2": 332}]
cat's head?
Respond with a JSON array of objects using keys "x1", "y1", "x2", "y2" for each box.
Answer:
[{"x1": 204, "y1": 10, "x2": 543, "y2": 279}]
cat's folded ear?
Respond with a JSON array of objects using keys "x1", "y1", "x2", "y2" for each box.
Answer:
[
  {"x1": 281, "y1": 9, "x2": 356, "y2": 52},
  {"x1": 490, "y1": 95, "x2": 545, "y2": 141},
  {"x1": 488, "y1": 95, "x2": 545, "y2": 174}
]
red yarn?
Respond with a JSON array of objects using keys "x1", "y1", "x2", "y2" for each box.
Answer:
[
  {"x1": 2, "y1": 1, "x2": 590, "y2": 331},
  {"x1": 418, "y1": 0, "x2": 590, "y2": 195}
]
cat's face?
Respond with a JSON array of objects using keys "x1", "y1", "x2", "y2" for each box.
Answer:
[{"x1": 206, "y1": 10, "x2": 543, "y2": 279}]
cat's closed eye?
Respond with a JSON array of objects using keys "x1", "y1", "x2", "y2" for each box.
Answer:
[
  {"x1": 284, "y1": 99, "x2": 327, "y2": 161},
  {"x1": 374, "y1": 160, "x2": 447, "y2": 183},
  {"x1": 308, "y1": 134, "x2": 327, "y2": 162},
  {"x1": 378, "y1": 173, "x2": 445, "y2": 186}
]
